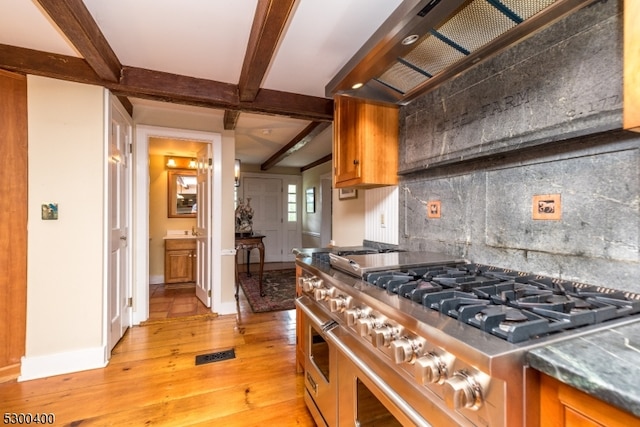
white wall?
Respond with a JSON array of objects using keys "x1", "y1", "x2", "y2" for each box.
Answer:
[
  {"x1": 23, "y1": 76, "x2": 106, "y2": 380},
  {"x1": 331, "y1": 188, "x2": 365, "y2": 246}
]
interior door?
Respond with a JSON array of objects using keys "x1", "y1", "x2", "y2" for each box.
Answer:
[
  {"x1": 107, "y1": 98, "x2": 132, "y2": 352},
  {"x1": 243, "y1": 177, "x2": 283, "y2": 262},
  {"x1": 195, "y1": 145, "x2": 211, "y2": 307}
]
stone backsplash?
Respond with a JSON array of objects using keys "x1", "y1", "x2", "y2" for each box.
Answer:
[{"x1": 398, "y1": 0, "x2": 639, "y2": 293}]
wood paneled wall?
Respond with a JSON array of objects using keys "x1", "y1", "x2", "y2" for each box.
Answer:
[{"x1": 0, "y1": 69, "x2": 28, "y2": 382}]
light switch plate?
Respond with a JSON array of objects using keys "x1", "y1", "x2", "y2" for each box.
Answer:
[{"x1": 41, "y1": 203, "x2": 58, "y2": 220}]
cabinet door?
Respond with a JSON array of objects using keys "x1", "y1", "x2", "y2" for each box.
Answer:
[
  {"x1": 334, "y1": 95, "x2": 362, "y2": 184},
  {"x1": 165, "y1": 249, "x2": 194, "y2": 283}
]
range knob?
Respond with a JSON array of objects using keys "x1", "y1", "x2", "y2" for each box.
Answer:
[
  {"x1": 356, "y1": 316, "x2": 384, "y2": 338},
  {"x1": 443, "y1": 370, "x2": 485, "y2": 410},
  {"x1": 414, "y1": 352, "x2": 454, "y2": 385},
  {"x1": 313, "y1": 287, "x2": 335, "y2": 301},
  {"x1": 372, "y1": 325, "x2": 401, "y2": 348},
  {"x1": 390, "y1": 338, "x2": 420, "y2": 364},
  {"x1": 344, "y1": 307, "x2": 371, "y2": 327},
  {"x1": 300, "y1": 277, "x2": 322, "y2": 293},
  {"x1": 329, "y1": 295, "x2": 353, "y2": 312}
]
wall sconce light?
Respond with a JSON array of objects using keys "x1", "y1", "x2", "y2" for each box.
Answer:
[
  {"x1": 166, "y1": 157, "x2": 177, "y2": 168},
  {"x1": 188, "y1": 158, "x2": 197, "y2": 169},
  {"x1": 234, "y1": 159, "x2": 241, "y2": 187}
]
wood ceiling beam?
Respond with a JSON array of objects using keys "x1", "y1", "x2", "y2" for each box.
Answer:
[
  {"x1": 239, "y1": 0, "x2": 296, "y2": 102},
  {"x1": 224, "y1": 110, "x2": 241, "y2": 130},
  {"x1": 301, "y1": 153, "x2": 332, "y2": 172},
  {"x1": 35, "y1": 0, "x2": 121, "y2": 82},
  {"x1": 261, "y1": 121, "x2": 330, "y2": 170},
  {"x1": 0, "y1": 44, "x2": 333, "y2": 121}
]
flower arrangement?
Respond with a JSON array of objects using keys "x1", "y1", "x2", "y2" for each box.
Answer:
[{"x1": 235, "y1": 198, "x2": 254, "y2": 234}]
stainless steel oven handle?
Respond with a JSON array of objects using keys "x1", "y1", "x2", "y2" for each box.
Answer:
[
  {"x1": 296, "y1": 296, "x2": 337, "y2": 331},
  {"x1": 324, "y1": 328, "x2": 433, "y2": 427}
]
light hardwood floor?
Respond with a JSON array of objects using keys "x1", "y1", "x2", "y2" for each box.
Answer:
[{"x1": 0, "y1": 269, "x2": 315, "y2": 426}]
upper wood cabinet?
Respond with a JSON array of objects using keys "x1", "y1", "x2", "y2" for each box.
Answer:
[
  {"x1": 333, "y1": 95, "x2": 399, "y2": 189},
  {"x1": 624, "y1": 0, "x2": 640, "y2": 132}
]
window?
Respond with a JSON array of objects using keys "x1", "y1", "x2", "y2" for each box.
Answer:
[{"x1": 287, "y1": 184, "x2": 297, "y2": 222}]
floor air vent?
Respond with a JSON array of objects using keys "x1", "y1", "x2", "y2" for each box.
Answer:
[{"x1": 195, "y1": 349, "x2": 236, "y2": 365}]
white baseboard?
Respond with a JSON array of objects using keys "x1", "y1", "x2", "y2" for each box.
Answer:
[
  {"x1": 19, "y1": 346, "x2": 107, "y2": 382},
  {"x1": 149, "y1": 275, "x2": 164, "y2": 285}
]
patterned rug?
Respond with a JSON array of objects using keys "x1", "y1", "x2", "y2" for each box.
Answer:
[{"x1": 238, "y1": 269, "x2": 296, "y2": 313}]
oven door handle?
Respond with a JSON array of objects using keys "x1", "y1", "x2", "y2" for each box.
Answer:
[
  {"x1": 325, "y1": 328, "x2": 433, "y2": 427},
  {"x1": 295, "y1": 295, "x2": 338, "y2": 332}
]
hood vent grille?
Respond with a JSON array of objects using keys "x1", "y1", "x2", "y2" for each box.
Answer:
[{"x1": 326, "y1": 0, "x2": 595, "y2": 104}]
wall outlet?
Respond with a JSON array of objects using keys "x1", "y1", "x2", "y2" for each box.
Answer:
[{"x1": 380, "y1": 213, "x2": 386, "y2": 228}]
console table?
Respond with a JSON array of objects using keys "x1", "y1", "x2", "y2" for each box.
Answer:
[{"x1": 235, "y1": 233, "x2": 265, "y2": 298}]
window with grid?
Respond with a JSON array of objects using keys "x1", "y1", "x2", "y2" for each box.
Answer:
[{"x1": 287, "y1": 184, "x2": 297, "y2": 222}]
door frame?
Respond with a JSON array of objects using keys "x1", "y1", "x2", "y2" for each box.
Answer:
[{"x1": 132, "y1": 125, "x2": 222, "y2": 324}]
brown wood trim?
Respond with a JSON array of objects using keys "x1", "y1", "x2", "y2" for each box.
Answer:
[
  {"x1": 0, "y1": 44, "x2": 334, "y2": 121},
  {"x1": 301, "y1": 153, "x2": 332, "y2": 172},
  {"x1": 261, "y1": 121, "x2": 330, "y2": 170},
  {"x1": 0, "y1": 70, "x2": 27, "y2": 378},
  {"x1": 36, "y1": 0, "x2": 121, "y2": 82},
  {"x1": 238, "y1": 0, "x2": 296, "y2": 102},
  {"x1": 224, "y1": 110, "x2": 241, "y2": 130}
]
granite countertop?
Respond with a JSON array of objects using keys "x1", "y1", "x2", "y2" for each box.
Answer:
[{"x1": 526, "y1": 319, "x2": 640, "y2": 418}]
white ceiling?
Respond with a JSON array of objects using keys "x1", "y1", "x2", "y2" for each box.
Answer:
[{"x1": 0, "y1": 0, "x2": 403, "y2": 168}]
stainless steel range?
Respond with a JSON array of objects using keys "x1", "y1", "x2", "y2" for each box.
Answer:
[{"x1": 295, "y1": 250, "x2": 640, "y2": 426}]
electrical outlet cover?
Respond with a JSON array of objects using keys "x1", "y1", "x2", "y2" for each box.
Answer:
[
  {"x1": 532, "y1": 194, "x2": 561, "y2": 220},
  {"x1": 427, "y1": 200, "x2": 441, "y2": 218}
]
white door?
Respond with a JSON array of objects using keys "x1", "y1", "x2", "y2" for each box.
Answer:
[
  {"x1": 195, "y1": 145, "x2": 211, "y2": 307},
  {"x1": 107, "y1": 99, "x2": 132, "y2": 352},
  {"x1": 244, "y1": 177, "x2": 283, "y2": 262}
]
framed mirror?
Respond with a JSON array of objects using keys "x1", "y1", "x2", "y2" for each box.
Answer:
[{"x1": 168, "y1": 170, "x2": 197, "y2": 218}]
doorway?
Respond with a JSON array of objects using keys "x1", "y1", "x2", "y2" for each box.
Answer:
[{"x1": 133, "y1": 125, "x2": 224, "y2": 325}]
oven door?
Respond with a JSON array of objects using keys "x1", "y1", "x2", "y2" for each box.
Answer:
[
  {"x1": 326, "y1": 327, "x2": 433, "y2": 427},
  {"x1": 297, "y1": 296, "x2": 338, "y2": 427}
]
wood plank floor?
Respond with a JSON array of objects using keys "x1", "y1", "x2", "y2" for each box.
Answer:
[{"x1": 0, "y1": 270, "x2": 315, "y2": 426}]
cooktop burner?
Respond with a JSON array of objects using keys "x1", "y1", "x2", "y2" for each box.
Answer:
[{"x1": 364, "y1": 263, "x2": 640, "y2": 343}]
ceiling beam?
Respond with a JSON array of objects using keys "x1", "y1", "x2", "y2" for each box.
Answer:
[
  {"x1": 224, "y1": 110, "x2": 241, "y2": 130},
  {"x1": 0, "y1": 44, "x2": 333, "y2": 121},
  {"x1": 35, "y1": 0, "x2": 121, "y2": 82},
  {"x1": 301, "y1": 153, "x2": 332, "y2": 172},
  {"x1": 239, "y1": 0, "x2": 296, "y2": 102},
  {"x1": 261, "y1": 121, "x2": 331, "y2": 170}
]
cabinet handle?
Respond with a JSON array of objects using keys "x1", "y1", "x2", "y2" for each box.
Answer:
[{"x1": 353, "y1": 159, "x2": 360, "y2": 165}]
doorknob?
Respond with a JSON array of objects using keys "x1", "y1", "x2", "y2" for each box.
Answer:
[{"x1": 120, "y1": 235, "x2": 127, "y2": 241}]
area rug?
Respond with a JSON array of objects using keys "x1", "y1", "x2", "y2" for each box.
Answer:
[{"x1": 238, "y1": 269, "x2": 296, "y2": 313}]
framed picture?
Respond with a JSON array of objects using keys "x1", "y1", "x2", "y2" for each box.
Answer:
[
  {"x1": 338, "y1": 188, "x2": 357, "y2": 200},
  {"x1": 306, "y1": 187, "x2": 315, "y2": 213}
]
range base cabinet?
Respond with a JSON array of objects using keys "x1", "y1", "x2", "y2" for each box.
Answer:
[
  {"x1": 295, "y1": 264, "x2": 304, "y2": 373},
  {"x1": 333, "y1": 95, "x2": 399, "y2": 189},
  {"x1": 164, "y1": 239, "x2": 196, "y2": 284},
  {"x1": 539, "y1": 373, "x2": 638, "y2": 427}
]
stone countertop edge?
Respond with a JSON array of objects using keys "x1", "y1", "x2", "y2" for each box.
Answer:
[{"x1": 526, "y1": 319, "x2": 640, "y2": 418}]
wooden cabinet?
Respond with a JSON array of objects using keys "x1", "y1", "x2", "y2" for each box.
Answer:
[
  {"x1": 295, "y1": 264, "x2": 304, "y2": 373},
  {"x1": 164, "y1": 239, "x2": 197, "y2": 284},
  {"x1": 333, "y1": 95, "x2": 399, "y2": 188},
  {"x1": 539, "y1": 373, "x2": 638, "y2": 427}
]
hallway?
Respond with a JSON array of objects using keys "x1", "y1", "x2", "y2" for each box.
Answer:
[{"x1": 147, "y1": 261, "x2": 296, "y2": 321}]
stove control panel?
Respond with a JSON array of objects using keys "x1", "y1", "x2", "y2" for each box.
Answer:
[{"x1": 414, "y1": 351, "x2": 455, "y2": 385}]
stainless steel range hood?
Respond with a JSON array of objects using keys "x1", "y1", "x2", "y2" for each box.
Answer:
[{"x1": 326, "y1": 0, "x2": 598, "y2": 105}]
